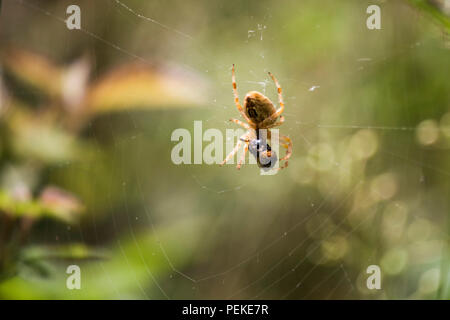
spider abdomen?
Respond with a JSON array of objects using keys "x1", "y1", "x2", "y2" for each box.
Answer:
[{"x1": 244, "y1": 91, "x2": 277, "y2": 126}]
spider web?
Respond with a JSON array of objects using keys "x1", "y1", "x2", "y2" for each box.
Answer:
[{"x1": 5, "y1": 0, "x2": 450, "y2": 300}]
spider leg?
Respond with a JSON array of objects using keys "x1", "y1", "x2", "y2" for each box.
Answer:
[
  {"x1": 232, "y1": 64, "x2": 252, "y2": 124},
  {"x1": 277, "y1": 135, "x2": 292, "y2": 170},
  {"x1": 220, "y1": 132, "x2": 249, "y2": 166},
  {"x1": 279, "y1": 135, "x2": 292, "y2": 161},
  {"x1": 260, "y1": 72, "x2": 285, "y2": 128},
  {"x1": 220, "y1": 140, "x2": 242, "y2": 166},
  {"x1": 237, "y1": 142, "x2": 249, "y2": 170},
  {"x1": 230, "y1": 118, "x2": 252, "y2": 130},
  {"x1": 269, "y1": 71, "x2": 285, "y2": 115}
]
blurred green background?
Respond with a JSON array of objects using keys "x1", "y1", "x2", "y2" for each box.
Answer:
[{"x1": 0, "y1": 0, "x2": 449, "y2": 299}]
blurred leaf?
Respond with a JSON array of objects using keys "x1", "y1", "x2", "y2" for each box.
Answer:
[
  {"x1": 9, "y1": 110, "x2": 80, "y2": 164},
  {"x1": 0, "y1": 277, "x2": 44, "y2": 299},
  {"x1": 19, "y1": 259, "x2": 53, "y2": 279},
  {"x1": 38, "y1": 186, "x2": 84, "y2": 223},
  {"x1": 0, "y1": 184, "x2": 83, "y2": 222},
  {"x1": 61, "y1": 55, "x2": 91, "y2": 114},
  {"x1": 21, "y1": 244, "x2": 107, "y2": 262},
  {"x1": 408, "y1": 0, "x2": 450, "y2": 31},
  {"x1": 0, "y1": 190, "x2": 14, "y2": 213},
  {"x1": 0, "y1": 189, "x2": 41, "y2": 218},
  {"x1": 85, "y1": 63, "x2": 208, "y2": 113},
  {"x1": 2, "y1": 48, "x2": 62, "y2": 98},
  {"x1": 0, "y1": 216, "x2": 204, "y2": 299}
]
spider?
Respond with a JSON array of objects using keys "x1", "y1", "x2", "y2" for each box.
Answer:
[{"x1": 220, "y1": 64, "x2": 292, "y2": 170}]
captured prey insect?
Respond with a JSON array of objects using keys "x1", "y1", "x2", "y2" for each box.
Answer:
[
  {"x1": 241, "y1": 129, "x2": 278, "y2": 170},
  {"x1": 220, "y1": 64, "x2": 292, "y2": 170}
]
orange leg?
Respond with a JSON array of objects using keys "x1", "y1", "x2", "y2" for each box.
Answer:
[
  {"x1": 237, "y1": 142, "x2": 249, "y2": 170},
  {"x1": 260, "y1": 72, "x2": 285, "y2": 127},
  {"x1": 220, "y1": 132, "x2": 249, "y2": 166},
  {"x1": 278, "y1": 135, "x2": 292, "y2": 170},
  {"x1": 230, "y1": 118, "x2": 252, "y2": 130},
  {"x1": 232, "y1": 65, "x2": 251, "y2": 123}
]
